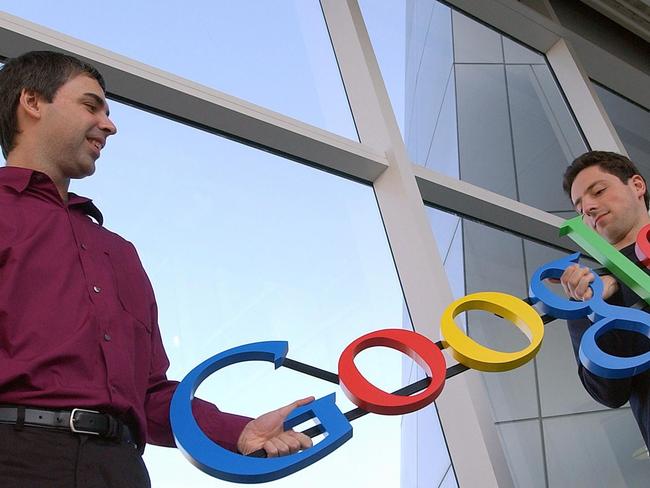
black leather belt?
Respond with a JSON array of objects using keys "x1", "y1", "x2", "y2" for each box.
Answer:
[{"x1": 0, "y1": 406, "x2": 137, "y2": 446}]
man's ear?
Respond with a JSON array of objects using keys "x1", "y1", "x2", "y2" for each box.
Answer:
[
  {"x1": 631, "y1": 174, "x2": 647, "y2": 198},
  {"x1": 18, "y1": 88, "x2": 45, "y2": 120}
]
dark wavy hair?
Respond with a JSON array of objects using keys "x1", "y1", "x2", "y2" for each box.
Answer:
[
  {"x1": 562, "y1": 151, "x2": 649, "y2": 210},
  {"x1": 0, "y1": 51, "x2": 106, "y2": 158}
]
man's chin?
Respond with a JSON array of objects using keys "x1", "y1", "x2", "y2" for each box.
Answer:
[
  {"x1": 602, "y1": 230, "x2": 626, "y2": 247},
  {"x1": 595, "y1": 221, "x2": 611, "y2": 237},
  {"x1": 71, "y1": 162, "x2": 97, "y2": 179}
]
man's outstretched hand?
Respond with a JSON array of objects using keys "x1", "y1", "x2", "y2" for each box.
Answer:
[
  {"x1": 236, "y1": 396, "x2": 315, "y2": 457},
  {"x1": 558, "y1": 264, "x2": 619, "y2": 301}
]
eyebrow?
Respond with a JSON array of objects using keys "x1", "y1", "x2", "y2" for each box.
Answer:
[
  {"x1": 82, "y1": 92, "x2": 110, "y2": 117},
  {"x1": 573, "y1": 180, "x2": 606, "y2": 209}
]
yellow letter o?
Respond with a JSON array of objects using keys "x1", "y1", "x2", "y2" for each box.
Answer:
[{"x1": 440, "y1": 292, "x2": 544, "y2": 372}]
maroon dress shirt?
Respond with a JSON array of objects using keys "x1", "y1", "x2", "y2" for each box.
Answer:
[{"x1": 0, "y1": 166, "x2": 250, "y2": 451}]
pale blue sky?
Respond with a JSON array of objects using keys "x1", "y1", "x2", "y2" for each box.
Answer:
[{"x1": 0, "y1": 2, "x2": 428, "y2": 487}]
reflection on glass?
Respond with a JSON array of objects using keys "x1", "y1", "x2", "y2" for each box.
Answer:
[
  {"x1": 71, "y1": 99, "x2": 407, "y2": 487},
  {"x1": 545, "y1": 410, "x2": 649, "y2": 488},
  {"x1": 405, "y1": 2, "x2": 455, "y2": 168},
  {"x1": 455, "y1": 64, "x2": 518, "y2": 199},
  {"x1": 497, "y1": 420, "x2": 545, "y2": 488},
  {"x1": 407, "y1": 1, "x2": 587, "y2": 213},
  {"x1": 1, "y1": 0, "x2": 357, "y2": 140},
  {"x1": 439, "y1": 466, "x2": 459, "y2": 488},
  {"x1": 425, "y1": 205, "x2": 650, "y2": 486},
  {"x1": 502, "y1": 37, "x2": 545, "y2": 64},
  {"x1": 593, "y1": 83, "x2": 650, "y2": 175},
  {"x1": 463, "y1": 218, "x2": 540, "y2": 422},
  {"x1": 424, "y1": 67, "x2": 459, "y2": 178},
  {"x1": 358, "y1": 0, "x2": 407, "y2": 135},
  {"x1": 452, "y1": 10, "x2": 503, "y2": 64}
]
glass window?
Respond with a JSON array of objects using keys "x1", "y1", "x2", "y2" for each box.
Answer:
[
  {"x1": 593, "y1": 83, "x2": 650, "y2": 175},
  {"x1": 455, "y1": 64, "x2": 518, "y2": 200},
  {"x1": 68, "y1": 99, "x2": 409, "y2": 487},
  {"x1": 1, "y1": 0, "x2": 358, "y2": 140},
  {"x1": 462, "y1": 217, "x2": 540, "y2": 421},
  {"x1": 407, "y1": 2, "x2": 588, "y2": 215},
  {"x1": 498, "y1": 420, "x2": 546, "y2": 488},
  {"x1": 545, "y1": 410, "x2": 650, "y2": 488},
  {"x1": 452, "y1": 10, "x2": 503, "y2": 64},
  {"x1": 405, "y1": 1, "x2": 455, "y2": 169},
  {"x1": 358, "y1": 0, "x2": 407, "y2": 136},
  {"x1": 507, "y1": 64, "x2": 588, "y2": 211},
  {"x1": 426, "y1": 206, "x2": 650, "y2": 486},
  {"x1": 401, "y1": 402, "x2": 456, "y2": 487},
  {"x1": 502, "y1": 37, "x2": 545, "y2": 65}
]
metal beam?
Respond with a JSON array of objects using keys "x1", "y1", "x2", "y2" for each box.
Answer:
[
  {"x1": 0, "y1": 11, "x2": 389, "y2": 183},
  {"x1": 321, "y1": 1, "x2": 511, "y2": 486},
  {"x1": 578, "y1": 0, "x2": 650, "y2": 43},
  {"x1": 413, "y1": 165, "x2": 578, "y2": 252}
]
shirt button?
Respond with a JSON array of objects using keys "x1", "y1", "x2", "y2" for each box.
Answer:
[
  {"x1": 104, "y1": 333, "x2": 111, "y2": 342},
  {"x1": 93, "y1": 286, "x2": 101, "y2": 293},
  {"x1": 81, "y1": 243, "x2": 88, "y2": 250}
]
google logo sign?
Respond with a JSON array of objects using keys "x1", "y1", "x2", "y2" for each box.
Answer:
[{"x1": 170, "y1": 216, "x2": 650, "y2": 483}]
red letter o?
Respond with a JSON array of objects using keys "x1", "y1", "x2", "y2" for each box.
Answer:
[
  {"x1": 338, "y1": 329, "x2": 446, "y2": 415},
  {"x1": 636, "y1": 224, "x2": 650, "y2": 269}
]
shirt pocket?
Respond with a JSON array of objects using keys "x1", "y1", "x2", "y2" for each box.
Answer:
[{"x1": 105, "y1": 249, "x2": 153, "y2": 333}]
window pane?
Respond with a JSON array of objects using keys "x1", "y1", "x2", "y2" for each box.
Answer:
[
  {"x1": 1, "y1": 0, "x2": 358, "y2": 140},
  {"x1": 545, "y1": 411, "x2": 650, "y2": 488},
  {"x1": 508, "y1": 64, "x2": 586, "y2": 210},
  {"x1": 405, "y1": 2, "x2": 455, "y2": 168},
  {"x1": 358, "y1": 0, "x2": 407, "y2": 136},
  {"x1": 68, "y1": 100, "x2": 408, "y2": 486},
  {"x1": 498, "y1": 420, "x2": 546, "y2": 488},
  {"x1": 408, "y1": 2, "x2": 587, "y2": 214},
  {"x1": 593, "y1": 83, "x2": 650, "y2": 173},
  {"x1": 426, "y1": 206, "x2": 650, "y2": 486},
  {"x1": 452, "y1": 9, "x2": 503, "y2": 63},
  {"x1": 503, "y1": 37, "x2": 545, "y2": 64},
  {"x1": 455, "y1": 64, "x2": 518, "y2": 199}
]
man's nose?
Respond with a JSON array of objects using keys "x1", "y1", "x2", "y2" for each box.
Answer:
[
  {"x1": 99, "y1": 113, "x2": 117, "y2": 136},
  {"x1": 582, "y1": 196, "x2": 599, "y2": 216}
]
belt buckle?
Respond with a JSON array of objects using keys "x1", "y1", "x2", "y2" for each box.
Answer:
[{"x1": 70, "y1": 408, "x2": 101, "y2": 435}]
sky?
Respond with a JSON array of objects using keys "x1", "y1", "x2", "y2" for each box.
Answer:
[{"x1": 0, "y1": 1, "x2": 444, "y2": 487}]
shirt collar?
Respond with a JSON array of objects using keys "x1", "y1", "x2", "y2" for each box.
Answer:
[
  {"x1": 0, "y1": 166, "x2": 104, "y2": 226},
  {"x1": 69, "y1": 193, "x2": 104, "y2": 225},
  {"x1": 0, "y1": 165, "x2": 33, "y2": 193}
]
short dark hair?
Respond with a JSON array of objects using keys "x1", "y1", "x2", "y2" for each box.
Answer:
[
  {"x1": 562, "y1": 151, "x2": 649, "y2": 210},
  {"x1": 0, "y1": 51, "x2": 106, "y2": 158}
]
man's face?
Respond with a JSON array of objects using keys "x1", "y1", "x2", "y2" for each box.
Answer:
[
  {"x1": 38, "y1": 73, "x2": 117, "y2": 180},
  {"x1": 570, "y1": 164, "x2": 646, "y2": 245}
]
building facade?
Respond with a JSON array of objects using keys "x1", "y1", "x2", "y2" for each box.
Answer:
[{"x1": 405, "y1": 1, "x2": 650, "y2": 486}]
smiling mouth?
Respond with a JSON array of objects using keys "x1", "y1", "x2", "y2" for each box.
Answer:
[
  {"x1": 595, "y1": 213, "x2": 608, "y2": 226},
  {"x1": 87, "y1": 138, "x2": 103, "y2": 155}
]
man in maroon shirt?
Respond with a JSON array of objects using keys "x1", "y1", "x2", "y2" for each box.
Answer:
[{"x1": 0, "y1": 51, "x2": 312, "y2": 487}]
